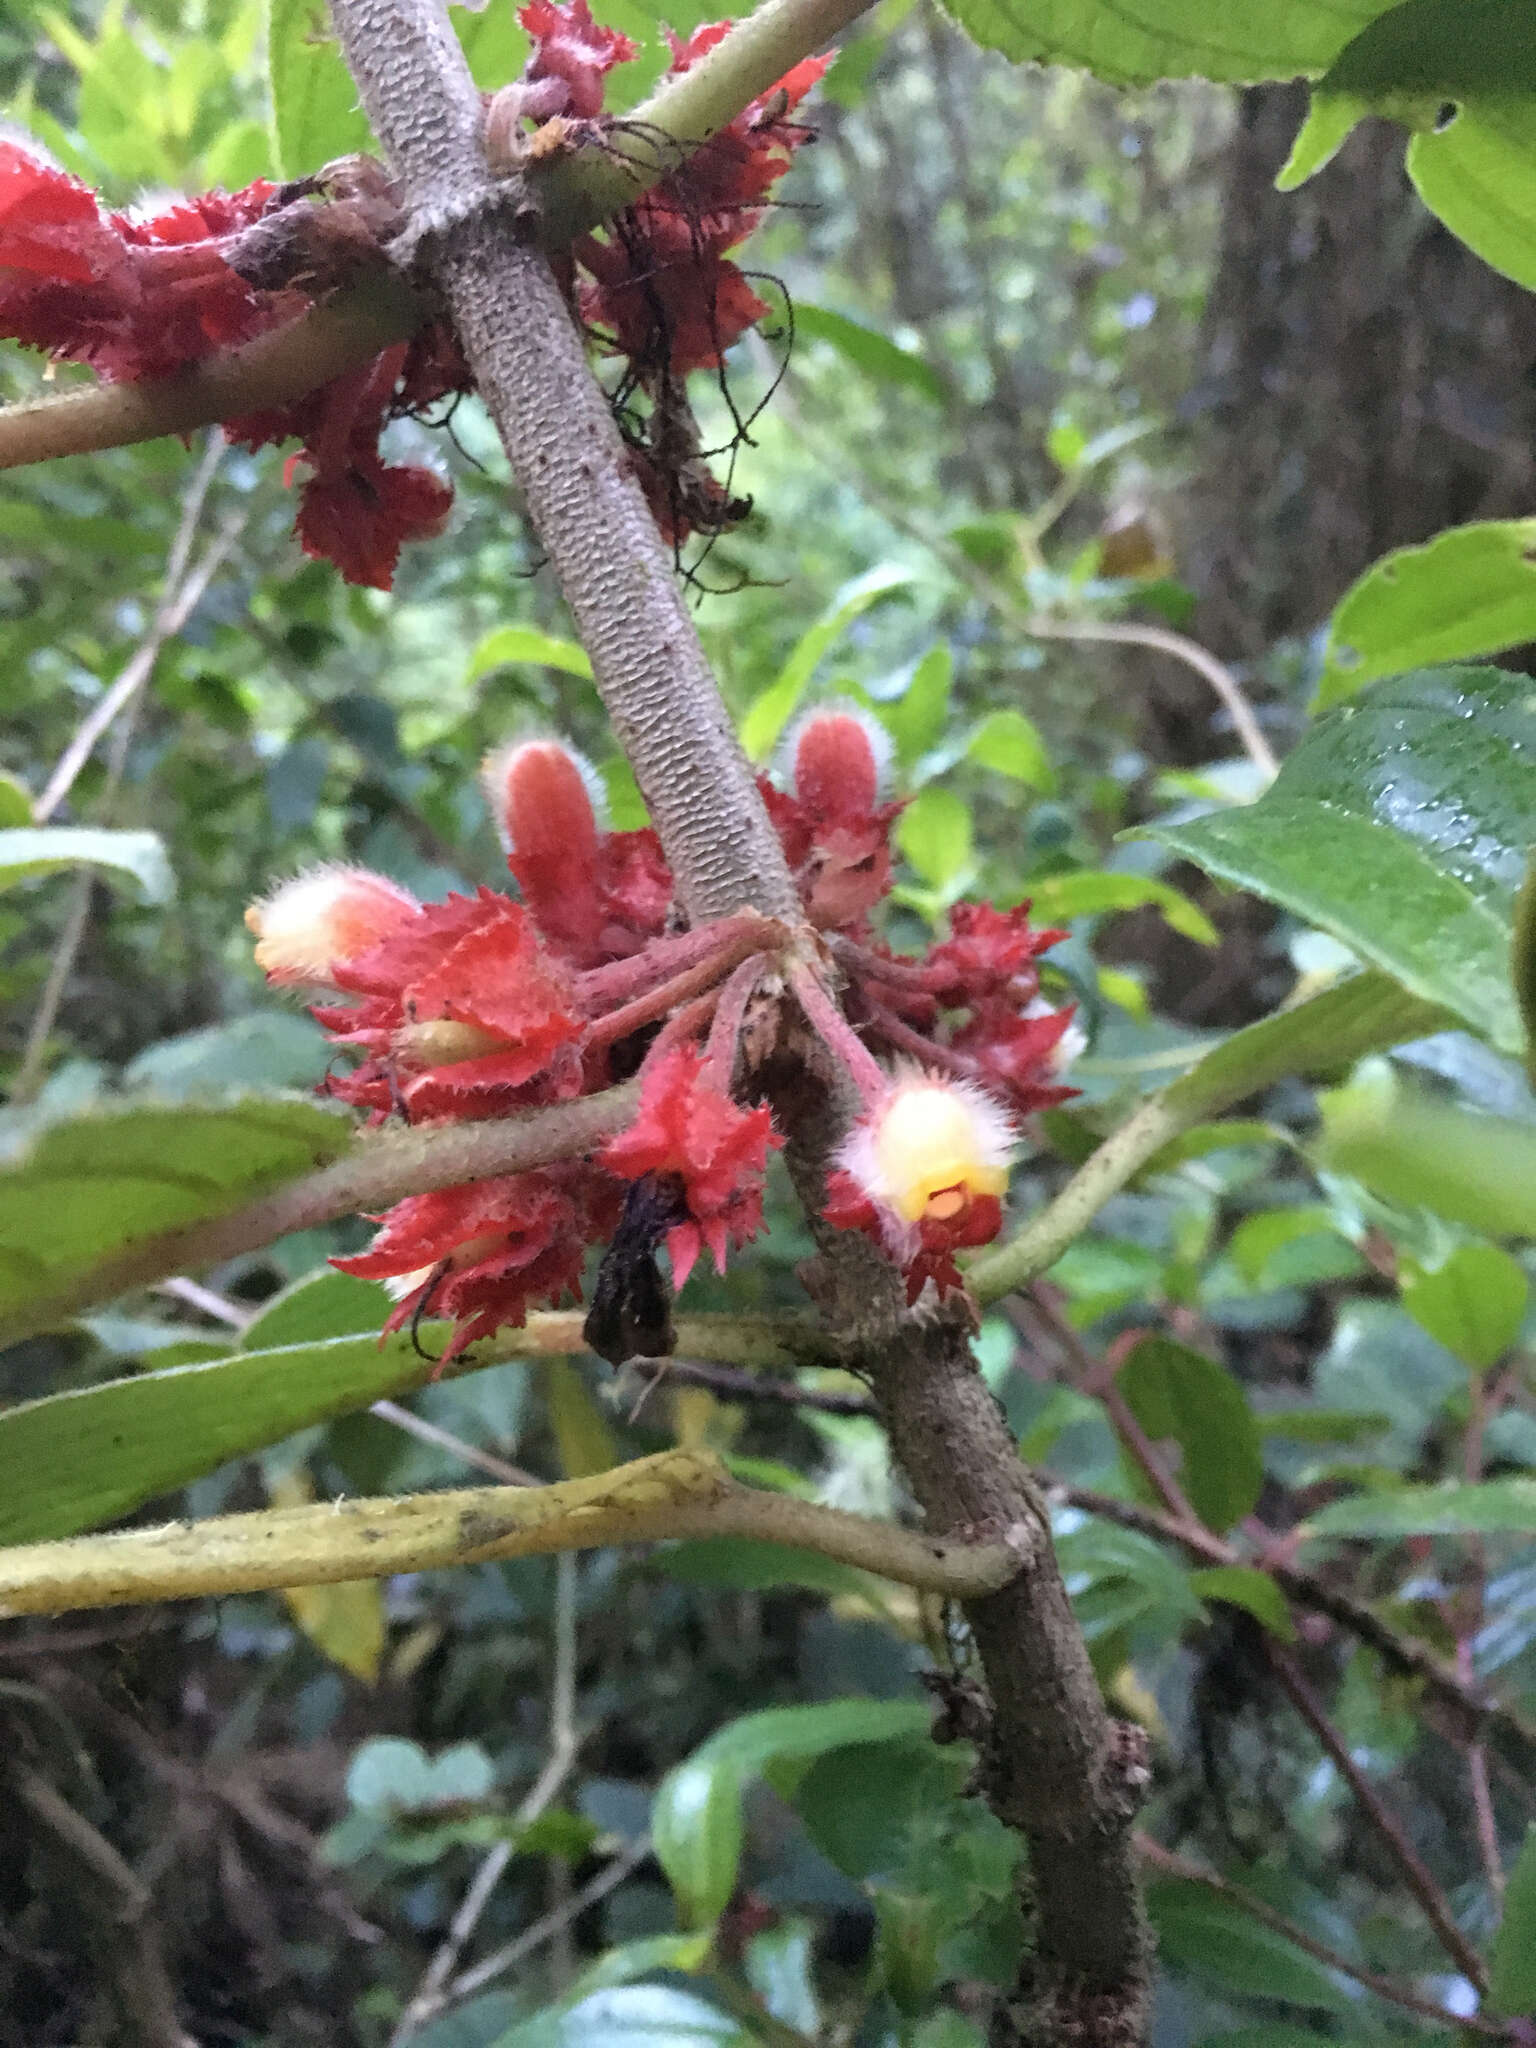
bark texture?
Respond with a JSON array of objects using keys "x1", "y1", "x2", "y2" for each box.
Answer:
[
  {"x1": 329, "y1": 0, "x2": 799, "y2": 930},
  {"x1": 1188, "y1": 85, "x2": 1536, "y2": 659}
]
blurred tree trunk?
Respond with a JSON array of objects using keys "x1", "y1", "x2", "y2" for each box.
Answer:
[{"x1": 1187, "y1": 82, "x2": 1536, "y2": 662}]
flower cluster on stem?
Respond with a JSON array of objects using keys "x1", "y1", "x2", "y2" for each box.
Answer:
[
  {"x1": 0, "y1": 1, "x2": 828, "y2": 581},
  {"x1": 247, "y1": 708, "x2": 1080, "y2": 1358}
]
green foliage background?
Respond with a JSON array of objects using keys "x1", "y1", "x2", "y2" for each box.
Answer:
[{"x1": 3, "y1": 1, "x2": 1536, "y2": 2043}]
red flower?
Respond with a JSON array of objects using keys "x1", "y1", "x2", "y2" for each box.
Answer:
[
  {"x1": 764, "y1": 708, "x2": 902, "y2": 931},
  {"x1": 951, "y1": 1005, "x2": 1082, "y2": 1118},
  {"x1": 315, "y1": 889, "x2": 584, "y2": 1118},
  {"x1": 292, "y1": 446, "x2": 452, "y2": 590},
  {"x1": 335, "y1": 1165, "x2": 619, "y2": 1363},
  {"x1": 824, "y1": 1169, "x2": 1003, "y2": 1305},
  {"x1": 574, "y1": 20, "x2": 831, "y2": 381},
  {"x1": 922, "y1": 902, "x2": 1067, "y2": 1010},
  {"x1": 0, "y1": 141, "x2": 280, "y2": 379},
  {"x1": 520, "y1": 0, "x2": 638, "y2": 118},
  {"x1": 600, "y1": 1045, "x2": 780, "y2": 1285}
]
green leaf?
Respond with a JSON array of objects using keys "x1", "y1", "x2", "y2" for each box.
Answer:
[
  {"x1": 1146, "y1": 1879, "x2": 1349, "y2": 2011},
  {"x1": 1165, "y1": 971, "x2": 1451, "y2": 1123},
  {"x1": 1118, "y1": 1336, "x2": 1263, "y2": 1533},
  {"x1": 897, "y1": 787, "x2": 973, "y2": 888},
  {"x1": 691, "y1": 1698, "x2": 930, "y2": 1779},
  {"x1": 935, "y1": 0, "x2": 1393, "y2": 87},
  {"x1": 1316, "y1": 521, "x2": 1536, "y2": 709},
  {"x1": 880, "y1": 645, "x2": 953, "y2": 768},
  {"x1": 793, "y1": 304, "x2": 945, "y2": 404},
  {"x1": 0, "y1": 1323, "x2": 441, "y2": 1545},
  {"x1": 122, "y1": 1013, "x2": 327, "y2": 1098},
  {"x1": 1150, "y1": 668, "x2": 1536, "y2": 1054},
  {"x1": 1277, "y1": 0, "x2": 1536, "y2": 290},
  {"x1": 265, "y1": 0, "x2": 375, "y2": 177},
  {"x1": 0, "y1": 826, "x2": 173, "y2": 902},
  {"x1": 650, "y1": 1757, "x2": 745, "y2": 1930},
  {"x1": 1517, "y1": 852, "x2": 1536, "y2": 1088},
  {"x1": 1318, "y1": 1059, "x2": 1536, "y2": 1238},
  {"x1": 967, "y1": 708, "x2": 1055, "y2": 791},
  {"x1": 739, "y1": 564, "x2": 914, "y2": 761},
  {"x1": 0, "y1": 775, "x2": 33, "y2": 827},
  {"x1": 1400, "y1": 1244, "x2": 1529, "y2": 1372},
  {"x1": 1024, "y1": 870, "x2": 1218, "y2": 946},
  {"x1": 1187, "y1": 1566, "x2": 1295, "y2": 1641},
  {"x1": 0, "y1": 1096, "x2": 351, "y2": 1347},
  {"x1": 1225, "y1": 1208, "x2": 1362, "y2": 1293},
  {"x1": 493, "y1": 1985, "x2": 756, "y2": 2048},
  {"x1": 347, "y1": 1737, "x2": 495, "y2": 1812},
  {"x1": 1491, "y1": 1824, "x2": 1536, "y2": 2016},
  {"x1": 1305, "y1": 1479, "x2": 1536, "y2": 1540},
  {"x1": 466, "y1": 625, "x2": 594, "y2": 685}
]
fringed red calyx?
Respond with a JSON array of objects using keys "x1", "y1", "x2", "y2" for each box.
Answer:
[
  {"x1": 0, "y1": 4, "x2": 834, "y2": 579},
  {"x1": 248, "y1": 711, "x2": 1082, "y2": 1360}
]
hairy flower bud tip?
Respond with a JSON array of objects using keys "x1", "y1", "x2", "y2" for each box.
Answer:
[
  {"x1": 837, "y1": 1073, "x2": 1015, "y2": 1229},
  {"x1": 791, "y1": 705, "x2": 890, "y2": 822},
  {"x1": 245, "y1": 866, "x2": 420, "y2": 984},
  {"x1": 481, "y1": 739, "x2": 604, "y2": 858}
]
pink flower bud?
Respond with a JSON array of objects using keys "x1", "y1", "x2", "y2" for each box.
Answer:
[
  {"x1": 245, "y1": 865, "x2": 421, "y2": 985},
  {"x1": 481, "y1": 739, "x2": 603, "y2": 860},
  {"x1": 791, "y1": 705, "x2": 890, "y2": 822}
]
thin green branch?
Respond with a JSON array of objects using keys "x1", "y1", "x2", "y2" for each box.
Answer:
[
  {"x1": 0, "y1": 0, "x2": 876, "y2": 475},
  {"x1": 0, "y1": 1449, "x2": 1025, "y2": 1616},
  {"x1": 6, "y1": 1084, "x2": 637, "y2": 1347}
]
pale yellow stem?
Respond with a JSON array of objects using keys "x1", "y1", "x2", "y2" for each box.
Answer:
[{"x1": 0, "y1": 1451, "x2": 1023, "y2": 1616}]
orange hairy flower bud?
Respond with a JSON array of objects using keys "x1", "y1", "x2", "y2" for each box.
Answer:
[
  {"x1": 837, "y1": 1070, "x2": 1015, "y2": 1230},
  {"x1": 245, "y1": 865, "x2": 421, "y2": 984},
  {"x1": 481, "y1": 739, "x2": 603, "y2": 859}
]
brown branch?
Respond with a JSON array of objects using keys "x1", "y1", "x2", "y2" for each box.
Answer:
[
  {"x1": 1136, "y1": 1836, "x2": 1516, "y2": 2038},
  {"x1": 4, "y1": 1083, "x2": 637, "y2": 1346},
  {"x1": 11, "y1": 1762, "x2": 196, "y2": 2048},
  {"x1": 1267, "y1": 1646, "x2": 1489, "y2": 1992}
]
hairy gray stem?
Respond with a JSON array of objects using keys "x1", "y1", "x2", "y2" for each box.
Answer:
[{"x1": 327, "y1": 0, "x2": 798, "y2": 927}]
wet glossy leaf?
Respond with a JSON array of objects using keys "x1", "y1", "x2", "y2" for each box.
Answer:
[
  {"x1": 494, "y1": 1984, "x2": 757, "y2": 2048},
  {"x1": 1400, "y1": 1244, "x2": 1529, "y2": 1372},
  {"x1": 651, "y1": 1756, "x2": 744, "y2": 1930},
  {"x1": 1316, "y1": 521, "x2": 1536, "y2": 708},
  {"x1": 1118, "y1": 1336, "x2": 1264, "y2": 1532},
  {"x1": 1152, "y1": 668, "x2": 1536, "y2": 1053}
]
